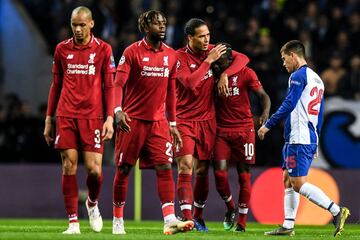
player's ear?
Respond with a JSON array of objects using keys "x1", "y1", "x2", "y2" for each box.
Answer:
[
  {"x1": 90, "y1": 20, "x2": 95, "y2": 29},
  {"x1": 187, "y1": 34, "x2": 193, "y2": 43}
]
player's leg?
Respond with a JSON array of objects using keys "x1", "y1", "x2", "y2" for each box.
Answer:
[
  {"x1": 113, "y1": 163, "x2": 132, "y2": 234},
  {"x1": 83, "y1": 151, "x2": 103, "y2": 232},
  {"x1": 55, "y1": 117, "x2": 81, "y2": 234},
  {"x1": 60, "y1": 149, "x2": 81, "y2": 234},
  {"x1": 112, "y1": 119, "x2": 144, "y2": 234},
  {"x1": 290, "y1": 144, "x2": 349, "y2": 236},
  {"x1": 192, "y1": 118, "x2": 216, "y2": 232},
  {"x1": 193, "y1": 158, "x2": 210, "y2": 232},
  {"x1": 155, "y1": 163, "x2": 194, "y2": 235},
  {"x1": 234, "y1": 163, "x2": 251, "y2": 232},
  {"x1": 265, "y1": 144, "x2": 297, "y2": 236},
  {"x1": 79, "y1": 119, "x2": 106, "y2": 232},
  {"x1": 213, "y1": 136, "x2": 235, "y2": 231}
]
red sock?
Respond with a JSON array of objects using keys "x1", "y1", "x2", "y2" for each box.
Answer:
[
  {"x1": 193, "y1": 175, "x2": 209, "y2": 220},
  {"x1": 62, "y1": 175, "x2": 78, "y2": 223},
  {"x1": 214, "y1": 169, "x2": 236, "y2": 211},
  {"x1": 86, "y1": 173, "x2": 103, "y2": 207},
  {"x1": 113, "y1": 169, "x2": 129, "y2": 218},
  {"x1": 177, "y1": 173, "x2": 193, "y2": 220},
  {"x1": 156, "y1": 169, "x2": 175, "y2": 220},
  {"x1": 237, "y1": 172, "x2": 251, "y2": 228}
]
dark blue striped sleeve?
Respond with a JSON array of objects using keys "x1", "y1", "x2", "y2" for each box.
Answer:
[
  {"x1": 317, "y1": 98, "x2": 324, "y2": 136},
  {"x1": 265, "y1": 74, "x2": 306, "y2": 129}
]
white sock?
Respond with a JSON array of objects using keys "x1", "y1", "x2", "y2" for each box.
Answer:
[
  {"x1": 283, "y1": 188, "x2": 299, "y2": 229},
  {"x1": 299, "y1": 182, "x2": 340, "y2": 216},
  {"x1": 113, "y1": 217, "x2": 124, "y2": 223},
  {"x1": 164, "y1": 214, "x2": 177, "y2": 224}
]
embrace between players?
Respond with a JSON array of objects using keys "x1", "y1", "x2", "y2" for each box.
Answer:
[{"x1": 43, "y1": 6, "x2": 350, "y2": 237}]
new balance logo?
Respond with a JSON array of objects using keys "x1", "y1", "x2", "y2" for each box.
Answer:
[
  {"x1": 67, "y1": 54, "x2": 74, "y2": 59},
  {"x1": 190, "y1": 64, "x2": 196, "y2": 68},
  {"x1": 142, "y1": 57, "x2": 149, "y2": 62}
]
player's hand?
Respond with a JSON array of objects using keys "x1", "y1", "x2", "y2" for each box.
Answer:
[
  {"x1": 257, "y1": 125, "x2": 269, "y2": 140},
  {"x1": 43, "y1": 116, "x2": 54, "y2": 146},
  {"x1": 102, "y1": 116, "x2": 114, "y2": 141},
  {"x1": 206, "y1": 44, "x2": 227, "y2": 64},
  {"x1": 115, "y1": 110, "x2": 131, "y2": 132},
  {"x1": 259, "y1": 113, "x2": 269, "y2": 126},
  {"x1": 218, "y1": 72, "x2": 230, "y2": 97},
  {"x1": 170, "y1": 126, "x2": 183, "y2": 150}
]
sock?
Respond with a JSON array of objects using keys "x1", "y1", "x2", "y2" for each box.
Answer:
[
  {"x1": 113, "y1": 169, "x2": 129, "y2": 218},
  {"x1": 86, "y1": 173, "x2": 103, "y2": 207},
  {"x1": 283, "y1": 188, "x2": 300, "y2": 229},
  {"x1": 299, "y1": 182, "x2": 340, "y2": 216},
  {"x1": 237, "y1": 172, "x2": 251, "y2": 228},
  {"x1": 193, "y1": 175, "x2": 209, "y2": 220},
  {"x1": 62, "y1": 175, "x2": 78, "y2": 223},
  {"x1": 156, "y1": 169, "x2": 176, "y2": 222},
  {"x1": 177, "y1": 173, "x2": 193, "y2": 220},
  {"x1": 214, "y1": 169, "x2": 236, "y2": 211}
]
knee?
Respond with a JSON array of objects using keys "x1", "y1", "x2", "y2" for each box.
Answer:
[
  {"x1": 195, "y1": 163, "x2": 209, "y2": 177},
  {"x1": 118, "y1": 164, "x2": 132, "y2": 176},
  {"x1": 177, "y1": 159, "x2": 193, "y2": 175},
  {"x1": 155, "y1": 163, "x2": 172, "y2": 171},
  {"x1": 62, "y1": 159, "x2": 77, "y2": 175}
]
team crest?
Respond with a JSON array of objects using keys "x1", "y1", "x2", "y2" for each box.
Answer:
[
  {"x1": 163, "y1": 56, "x2": 169, "y2": 66},
  {"x1": 232, "y1": 76, "x2": 238, "y2": 86},
  {"x1": 88, "y1": 53, "x2": 96, "y2": 64},
  {"x1": 119, "y1": 55, "x2": 125, "y2": 65}
]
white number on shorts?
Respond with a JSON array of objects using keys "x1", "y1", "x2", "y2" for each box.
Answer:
[
  {"x1": 244, "y1": 143, "x2": 254, "y2": 159},
  {"x1": 165, "y1": 142, "x2": 173, "y2": 163},
  {"x1": 94, "y1": 129, "x2": 101, "y2": 144}
]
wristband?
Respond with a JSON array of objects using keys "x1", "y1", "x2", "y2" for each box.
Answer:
[
  {"x1": 114, "y1": 106, "x2": 122, "y2": 114},
  {"x1": 169, "y1": 121, "x2": 176, "y2": 127}
]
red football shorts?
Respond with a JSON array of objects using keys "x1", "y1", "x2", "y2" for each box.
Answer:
[
  {"x1": 55, "y1": 117, "x2": 104, "y2": 153},
  {"x1": 175, "y1": 118, "x2": 216, "y2": 161},
  {"x1": 214, "y1": 128, "x2": 256, "y2": 164},
  {"x1": 115, "y1": 119, "x2": 173, "y2": 169}
]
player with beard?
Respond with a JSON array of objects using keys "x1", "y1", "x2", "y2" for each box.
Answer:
[
  {"x1": 175, "y1": 18, "x2": 249, "y2": 231},
  {"x1": 112, "y1": 10, "x2": 194, "y2": 235},
  {"x1": 44, "y1": 6, "x2": 115, "y2": 234}
]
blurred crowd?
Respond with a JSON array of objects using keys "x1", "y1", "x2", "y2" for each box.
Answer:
[{"x1": 1, "y1": 0, "x2": 359, "y2": 165}]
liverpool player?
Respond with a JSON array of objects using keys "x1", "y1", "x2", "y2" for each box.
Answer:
[
  {"x1": 112, "y1": 10, "x2": 193, "y2": 235},
  {"x1": 43, "y1": 6, "x2": 115, "y2": 234},
  {"x1": 175, "y1": 18, "x2": 249, "y2": 231},
  {"x1": 212, "y1": 43, "x2": 271, "y2": 232}
]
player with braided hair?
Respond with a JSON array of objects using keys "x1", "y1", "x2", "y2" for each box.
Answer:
[{"x1": 112, "y1": 10, "x2": 193, "y2": 235}]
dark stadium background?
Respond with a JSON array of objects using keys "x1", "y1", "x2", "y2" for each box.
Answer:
[{"x1": 0, "y1": 0, "x2": 359, "y2": 224}]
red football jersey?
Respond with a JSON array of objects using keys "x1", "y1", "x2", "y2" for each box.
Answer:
[
  {"x1": 176, "y1": 45, "x2": 250, "y2": 121},
  {"x1": 51, "y1": 36, "x2": 115, "y2": 119},
  {"x1": 216, "y1": 66, "x2": 262, "y2": 129},
  {"x1": 114, "y1": 39, "x2": 177, "y2": 121},
  {"x1": 176, "y1": 45, "x2": 216, "y2": 121}
]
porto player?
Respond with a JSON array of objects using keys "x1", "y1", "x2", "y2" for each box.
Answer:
[
  {"x1": 175, "y1": 18, "x2": 249, "y2": 231},
  {"x1": 212, "y1": 43, "x2": 271, "y2": 232},
  {"x1": 258, "y1": 40, "x2": 350, "y2": 236},
  {"x1": 43, "y1": 6, "x2": 115, "y2": 234},
  {"x1": 112, "y1": 10, "x2": 193, "y2": 235}
]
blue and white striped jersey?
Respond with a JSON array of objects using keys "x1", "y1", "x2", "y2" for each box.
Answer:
[{"x1": 265, "y1": 65, "x2": 324, "y2": 144}]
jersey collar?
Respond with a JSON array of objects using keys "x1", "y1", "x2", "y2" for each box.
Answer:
[
  {"x1": 71, "y1": 34, "x2": 95, "y2": 50},
  {"x1": 141, "y1": 38, "x2": 164, "y2": 52}
]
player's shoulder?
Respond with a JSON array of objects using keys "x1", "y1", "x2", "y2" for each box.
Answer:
[
  {"x1": 56, "y1": 38, "x2": 72, "y2": 50},
  {"x1": 161, "y1": 42, "x2": 176, "y2": 53},
  {"x1": 291, "y1": 65, "x2": 308, "y2": 82}
]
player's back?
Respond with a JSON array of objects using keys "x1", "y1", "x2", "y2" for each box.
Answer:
[{"x1": 286, "y1": 66, "x2": 324, "y2": 144}]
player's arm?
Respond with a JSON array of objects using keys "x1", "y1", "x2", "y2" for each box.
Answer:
[
  {"x1": 253, "y1": 87, "x2": 271, "y2": 125},
  {"x1": 44, "y1": 72, "x2": 62, "y2": 146},
  {"x1": 114, "y1": 50, "x2": 132, "y2": 132},
  {"x1": 223, "y1": 51, "x2": 249, "y2": 76},
  {"x1": 258, "y1": 75, "x2": 305, "y2": 140},
  {"x1": 167, "y1": 64, "x2": 182, "y2": 149},
  {"x1": 101, "y1": 46, "x2": 116, "y2": 140},
  {"x1": 176, "y1": 45, "x2": 226, "y2": 94}
]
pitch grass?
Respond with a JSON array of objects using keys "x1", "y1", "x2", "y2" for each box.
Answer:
[{"x1": 0, "y1": 219, "x2": 359, "y2": 240}]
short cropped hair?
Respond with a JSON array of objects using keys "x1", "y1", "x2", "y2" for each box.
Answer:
[
  {"x1": 71, "y1": 6, "x2": 93, "y2": 20},
  {"x1": 280, "y1": 40, "x2": 306, "y2": 58},
  {"x1": 184, "y1": 18, "x2": 207, "y2": 36},
  {"x1": 138, "y1": 10, "x2": 166, "y2": 33}
]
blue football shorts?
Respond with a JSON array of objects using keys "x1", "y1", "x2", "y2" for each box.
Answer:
[{"x1": 281, "y1": 143, "x2": 318, "y2": 177}]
